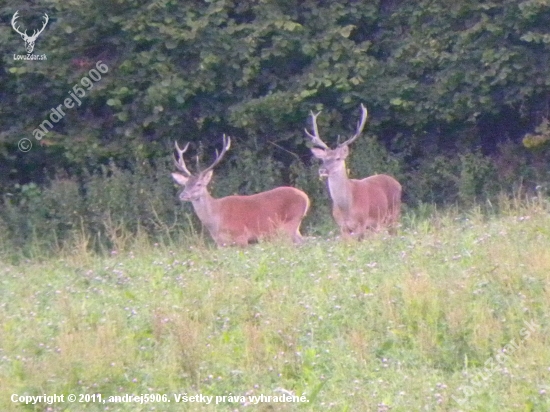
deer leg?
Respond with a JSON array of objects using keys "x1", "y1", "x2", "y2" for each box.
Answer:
[
  {"x1": 353, "y1": 226, "x2": 368, "y2": 241},
  {"x1": 342, "y1": 220, "x2": 362, "y2": 241},
  {"x1": 292, "y1": 230, "x2": 304, "y2": 244},
  {"x1": 232, "y1": 233, "x2": 251, "y2": 247},
  {"x1": 356, "y1": 219, "x2": 381, "y2": 241},
  {"x1": 282, "y1": 220, "x2": 304, "y2": 244},
  {"x1": 336, "y1": 227, "x2": 351, "y2": 241},
  {"x1": 385, "y1": 197, "x2": 401, "y2": 236},
  {"x1": 216, "y1": 231, "x2": 246, "y2": 247},
  {"x1": 333, "y1": 207, "x2": 352, "y2": 240},
  {"x1": 388, "y1": 210, "x2": 400, "y2": 236},
  {"x1": 214, "y1": 233, "x2": 230, "y2": 247}
]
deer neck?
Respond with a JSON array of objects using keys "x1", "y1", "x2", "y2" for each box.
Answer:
[
  {"x1": 327, "y1": 167, "x2": 353, "y2": 212},
  {"x1": 191, "y1": 191, "x2": 219, "y2": 231}
]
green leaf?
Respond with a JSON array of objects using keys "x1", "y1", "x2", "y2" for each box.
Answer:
[
  {"x1": 283, "y1": 21, "x2": 302, "y2": 32},
  {"x1": 106, "y1": 98, "x2": 121, "y2": 106},
  {"x1": 165, "y1": 40, "x2": 178, "y2": 49},
  {"x1": 116, "y1": 112, "x2": 128, "y2": 121},
  {"x1": 339, "y1": 25, "x2": 355, "y2": 38}
]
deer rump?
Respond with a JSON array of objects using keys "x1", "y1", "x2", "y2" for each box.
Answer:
[
  {"x1": 332, "y1": 174, "x2": 401, "y2": 236},
  {"x1": 205, "y1": 187, "x2": 309, "y2": 244}
]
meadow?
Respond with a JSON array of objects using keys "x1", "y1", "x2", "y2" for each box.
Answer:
[{"x1": 0, "y1": 197, "x2": 549, "y2": 411}]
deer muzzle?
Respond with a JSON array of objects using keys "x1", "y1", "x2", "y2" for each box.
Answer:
[
  {"x1": 318, "y1": 167, "x2": 329, "y2": 179},
  {"x1": 179, "y1": 192, "x2": 195, "y2": 202}
]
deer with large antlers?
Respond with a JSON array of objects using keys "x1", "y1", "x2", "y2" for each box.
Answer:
[
  {"x1": 171, "y1": 135, "x2": 310, "y2": 246},
  {"x1": 306, "y1": 104, "x2": 402, "y2": 239},
  {"x1": 11, "y1": 11, "x2": 49, "y2": 54}
]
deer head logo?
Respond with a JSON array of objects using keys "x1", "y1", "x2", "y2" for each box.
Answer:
[{"x1": 11, "y1": 10, "x2": 49, "y2": 54}]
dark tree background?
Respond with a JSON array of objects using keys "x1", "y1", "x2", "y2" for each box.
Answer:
[{"x1": 0, "y1": 0, "x2": 549, "y2": 248}]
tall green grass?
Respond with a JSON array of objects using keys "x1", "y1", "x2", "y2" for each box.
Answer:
[{"x1": 0, "y1": 197, "x2": 549, "y2": 411}]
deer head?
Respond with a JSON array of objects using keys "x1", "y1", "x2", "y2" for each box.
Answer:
[
  {"x1": 306, "y1": 104, "x2": 368, "y2": 178},
  {"x1": 11, "y1": 11, "x2": 49, "y2": 54},
  {"x1": 171, "y1": 134, "x2": 231, "y2": 202}
]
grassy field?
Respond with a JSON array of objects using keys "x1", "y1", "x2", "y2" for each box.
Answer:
[{"x1": 1, "y1": 197, "x2": 549, "y2": 411}]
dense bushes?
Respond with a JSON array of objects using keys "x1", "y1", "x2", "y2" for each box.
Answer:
[
  {"x1": 1, "y1": 0, "x2": 550, "y2": 251},
  {"x1": 1, "y1": 140, "x2": 546, "y2": 253},
  {"x1": 0, "y1": 159, "x2": 184, "y2": 252}
]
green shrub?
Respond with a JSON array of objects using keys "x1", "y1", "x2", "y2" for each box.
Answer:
[
  {"x1": 458, "y1": 151, "x2": 500, "y2": 205},
  {"x1": 289, "y1": 159, "x2": 332, "y2": 235},
  {"x1": 407, "y1": 155, "x2": 460, "y2": 205},
  {"x1": 0, "y1": 158, "x2": 195, "y2": 253},
  {"x1": 347, "y1": 135, "x2": 403, "y2": 181},
  {"x1": 214, "y1": 147, "x2": 284, "y2": 197}
]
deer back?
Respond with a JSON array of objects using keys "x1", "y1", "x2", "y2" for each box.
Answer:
[
  {"x1": 349, "y1": 174, "x2": 401, "y2": 224},
  {"x1": 214, "y1": 187, "x2": 309, "y2": 236}
]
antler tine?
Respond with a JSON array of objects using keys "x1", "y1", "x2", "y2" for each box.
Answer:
[
  {"x1": 11, "y1": 11, "x2": 49, "y2": 38},
  {"x1": 339, "y1": 103, "x2": 368, "y2": 147},
  {"x1": 203, "y1": 134, "x2": 231, "y2": 173},
  {"x1": 173, "y1": 141, "x2": 192, "y2": 177},
  {"x1": 34, "y1": 14, "x2": 49, "y2": 37},
  {"x1": 305, "y1": 110, "x2": 329, "y2": 150},
  {"x1": 11, "y1": 11, "x2": 25, "y2": 36}
]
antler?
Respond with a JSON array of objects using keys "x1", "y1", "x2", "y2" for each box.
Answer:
[
  {"x1": 305, "y1": 110, "x2": 329, "y2": 150},
  {"x1": 338, "y1": 104, "x2": 368, "y2": 147},
  {"x1": 173, "y1": 141, "x2": 192, "y2": 177},
  {"x1": 174, "y1": 135, "x2": 231, "y2": 176},
  {"x1": 31, "y1": 13, "x2": 49, "y2": 40},
  {"x1": 11, "y1": 11, "x2": 49, "y2": 40},
  {"x1": 203, "y1": 134, "x2": 231, "y2": 173},
  {"x1": 11, "y1": 11, "x2": 25, "y2": 37}
]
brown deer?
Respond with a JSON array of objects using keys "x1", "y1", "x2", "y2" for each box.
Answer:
[
  {"x1": 306, "y1": 104, "x2": 402, "y2": 239},
  {"x1": 171, "y1": 135, "x2": 310, "y2": 246}
]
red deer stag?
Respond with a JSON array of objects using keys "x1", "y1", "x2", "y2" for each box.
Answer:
[
  {"x1": 171, "y1": 135, "x2": 310, "y2": 246},
  {"x1": 306, "y1": 104, "x2": 402, "y2": 239}
]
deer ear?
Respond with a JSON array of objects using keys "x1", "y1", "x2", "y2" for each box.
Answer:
[
  {"x1": 338, "y1": 145, "x2": 349, "y2": 158},
  {"x1": 171, "y1": 173, "x2": 188, "y2": 186},
  {"x1": 202, "y1": 170, "x2": 214, "y2": 184},
  {"x1": 311, "y1": 148, "x2": 327, "y2": 159}
]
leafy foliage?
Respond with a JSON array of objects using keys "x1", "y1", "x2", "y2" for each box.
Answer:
[{"x1": 1, "y1": 0, "x2": 550, "y2": 242}]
